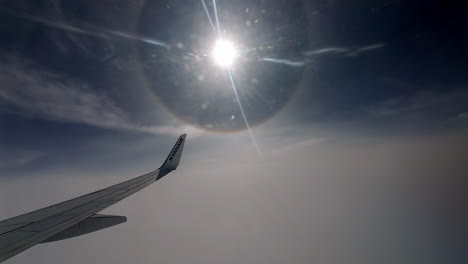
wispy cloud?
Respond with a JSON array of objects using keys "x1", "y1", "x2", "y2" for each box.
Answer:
[
  {"x1": 137, "y1": 124, "x2": 205, "y2": 137},
  {"x1": 1, "y1": 8, "x2": 170, "y2": 49},
  {"x1": 365, "y1": 89, "x2": 468, "y2": 118},
  {"x1": 259, "y1": 58, "x2": 305, "y2": 67},
  {"x1": 0, "y1": 150, "x2": 44, "y2": 168},
  {"x1": 0, "y1": 8, "x2": 108, "y2": 38},
  {"x1": 0, "y1": 55, "x2": 200, "y2": 136},
  {"x1": 0, "y1": 56, "x2": 127, "y2": 127},
  {"x1": 346, "y1": 43, "x2": 386, "y2": 56},
  {"x1": 259, "y1": 43, "x2": 386, "y2": 67},
  {"x1": 303, "y1": 47, "x2": 351, "y2": 56},
  {"x1": 455, "y1": 112, "x2": 468, "y2": 121},
  {"x1": 303, "y1": 43, "x2": 386, "y2": 57}
]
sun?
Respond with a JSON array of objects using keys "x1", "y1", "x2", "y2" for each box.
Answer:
[{"x1": 212, "y1": 39, "x2": 237, "y2": 67}]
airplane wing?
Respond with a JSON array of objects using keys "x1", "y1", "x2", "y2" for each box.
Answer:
[{"x1": 0, "y1": 134, "x2": 186, "y2": 263}]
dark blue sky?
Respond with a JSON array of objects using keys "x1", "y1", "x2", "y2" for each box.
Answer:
[{"x1": 0, "y1": 1, "x2": 467, "y2": 263}]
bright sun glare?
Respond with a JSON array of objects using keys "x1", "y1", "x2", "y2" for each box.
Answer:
[{"x1": 212, "y1": 39, "x2": 237, "y2": 67}]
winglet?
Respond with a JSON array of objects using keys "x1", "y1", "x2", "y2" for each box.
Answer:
[{"x1": 157, "y1": 134, "x2": 186, "y2": 180}]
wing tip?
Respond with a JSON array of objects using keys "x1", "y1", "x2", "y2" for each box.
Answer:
[{"x1": 157, "y1": 134, "x2": 187, "y2": 179}]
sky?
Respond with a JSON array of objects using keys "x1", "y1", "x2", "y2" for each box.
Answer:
[{"x1": 0, "y1": 0, "x2": 467, "y2": 263}]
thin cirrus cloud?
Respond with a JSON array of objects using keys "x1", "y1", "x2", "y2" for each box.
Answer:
[
  {"x1": 455, "y1": 112, "x2": 468, "y2": 121},
  {"x1": 303, "y1": 43, "x2": 386, "y2": 57},
  {"x1": 1, "y1": 8, "x2": 170, "y2": 49},
  {"x1": 259, "y1": 58, "x2": 305, "y2": 67},
  {"x1": 0, "y1": 150, "x2": 44, "y2": 169},
  {"x1": 364, "y1": 89, "x2": 468, "y2": 118},
  {"x1": 0, "y1": 55, "x2": 198, "y2": 137},
  {"x1": 258, "y1": 43, "x2": 387, "y2": 68}
]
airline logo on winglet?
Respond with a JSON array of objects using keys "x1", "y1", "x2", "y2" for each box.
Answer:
[{"x1": 168, "y1": 138, "x2": 184, "y2": 161}]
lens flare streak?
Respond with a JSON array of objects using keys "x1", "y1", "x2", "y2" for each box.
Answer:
[
  {"x1": 213, "y1": 0, "x2": 222, "y2": 37},
  {"x1": 201, "y1": 0, "x2": 217, "y2": 34},
  {"x1": 200, "y1": 0, "x2": 263, "y2": 158},
  {"x1": 228, "y1": 68, "x2": 263, "y2": 158}
]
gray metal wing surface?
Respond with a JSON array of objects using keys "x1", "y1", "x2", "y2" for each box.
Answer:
[{"x1": 0, "y1": 134, "x2": 186, "y2": 263}]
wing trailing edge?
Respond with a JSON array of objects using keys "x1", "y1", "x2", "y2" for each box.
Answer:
[{"x1": 40, "y1": 214, "x2": 127, "y2": 243}]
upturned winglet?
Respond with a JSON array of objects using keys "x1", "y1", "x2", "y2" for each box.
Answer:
[{"x1": 157, "y1": 134, "x2": 186, "y2": 180}]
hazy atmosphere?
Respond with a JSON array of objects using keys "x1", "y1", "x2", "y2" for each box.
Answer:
[{"x1": 1, "y1": 1, "x2": 467, "y2": 263}]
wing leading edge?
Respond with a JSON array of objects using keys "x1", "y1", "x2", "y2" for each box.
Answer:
[{"x1": 0, "y1": 134, "x2": 186, "y2": 263}]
